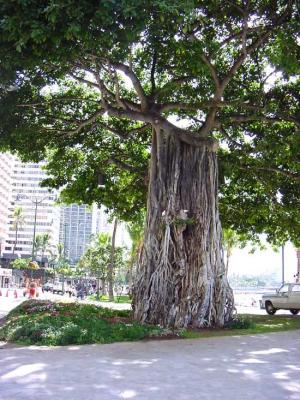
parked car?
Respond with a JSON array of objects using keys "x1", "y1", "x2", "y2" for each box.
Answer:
[
  {"x1": 260, "y1": 283, "x2": 300, "y2": 315},
  {"x1": 52, "y1": 284, "x2": 76, "y2": 296},
  {"x1": 42, "y1": 283, "x2": 54, "y2": 292}
]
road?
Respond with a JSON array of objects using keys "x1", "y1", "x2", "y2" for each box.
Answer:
[
  {"x1": 0, "y1": 288, "x2": 293, "y2": 320},
  {"x1": 0, "y1": 289, "x2": 131, "y2": 319}
]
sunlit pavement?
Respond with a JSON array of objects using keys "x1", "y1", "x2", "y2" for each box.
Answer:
[
  {"x1": 0, "y1": 330, "x2": 299, "y2": 400},
  {"x1": 0, "y1": 289, "x2": 131, "y2": 319}
]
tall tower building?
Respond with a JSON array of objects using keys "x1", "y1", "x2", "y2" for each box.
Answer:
[
  {"x1": 59, "y1": 204, "x2": 94, "y2": 265},
  {"x1": 3, "y1": 159, "x2": 60, "y2": 259},
  {"x1": 0, "y1": 153, "x2": 14, "y2": 256},
  {"x1": 59, "y1": 204, "x2": 130, "y2": 265}
]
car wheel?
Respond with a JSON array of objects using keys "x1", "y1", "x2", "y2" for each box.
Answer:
[
  {"x1": 290, "y1": 309, "x2": 299, "y2": 315},
  {"x1": 265, "y1": 301, "x2": 277, "y2": 315}
]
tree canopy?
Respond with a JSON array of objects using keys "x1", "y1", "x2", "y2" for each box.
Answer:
[{"x1": 0, "y1": 0, "x2": 299, "y2": 244}]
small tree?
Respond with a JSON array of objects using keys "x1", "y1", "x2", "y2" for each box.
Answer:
[
  {"x1": 126, "y1": 215, "x2": 145, "y2": 290},
  {"x1": 222, "y1": 228, "x2": 267, "y2": 275},
  {"x1": 79, "y1": 233, "x2": 111, "y2": 300},
  {"x1": 49, "y1": 243, "x2": 69, "y2": 293},
  {"x1": 222, "y1": 229, "x2": 244, "y2": 276},
  {"x1": 11, "y1": 258, "x2": 29, "y2": 270},
  {"x1": 108, "y1": 219, "x2": 118, "y2": 302},
  {"x1": 79, "y1": 231, "x2": 126, "y2": 301}
]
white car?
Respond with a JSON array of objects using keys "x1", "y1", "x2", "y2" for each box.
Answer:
[{"x1": 260, "y1": 283, "x2": 300, "y2": 315}]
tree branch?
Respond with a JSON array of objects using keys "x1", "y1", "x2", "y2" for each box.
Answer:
[
  {"x1": 220, "y1": 5, "x2": 293, "y2": 91},
  {"x1": 68, "y1": 71, "x2": 100, "y2": 91},
  {"x1": 220, "y1": 26, "x2": 265, "y2": 47},
  {"x1": 17, "y1": 97, "x2": 100, "y2": 108},
  {"x1": 238, "y1": 165, "x2": 300, "y2": 181},
  {"x1": 218, "y1": 114, "x2": 300, "y2": 127},
  {"x1": 63, "y1": 108, "x2": 106, "y2": 136},
  {"x1": 103, "y1": 103, "x2": 218, "y2": 150},
  {"x1": 150, "y1": 50, "x2": 157, "y2": 95},
  {"x1": 157, "y1": 100, "x2": 265, "y2": 113},
  {"x1": 108, "y1": 61, "x2": 148, "y2": 111},
  {"x1": 200, "y1": 54, "x2": 220, "y2": 88},
  {"x1": 108, "y1": 157, "x2": 140, "y2": 173}
]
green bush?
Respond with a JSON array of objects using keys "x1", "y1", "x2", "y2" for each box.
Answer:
[
  {"x1": 225, "y1": 316, "x2": 255, "y2": 329},
  {"x1": 0, "y1": 300, "x2": 157, "y2": 346}
]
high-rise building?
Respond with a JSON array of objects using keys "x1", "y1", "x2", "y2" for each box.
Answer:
[
  {"x1": 59, "y1": 204, "x2": 94, "y2": 265},
  {"x1": 3, "y1": 159, "x2": 60, "y2": 259},
  {"x1": 59, "y1": 204, "x2": 130, "y2": 265},
  {"x1": 0, "y1": 153, "x2": 14, "y2": 256}
]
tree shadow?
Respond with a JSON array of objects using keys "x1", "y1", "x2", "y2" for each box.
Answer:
[{"x1": 0, "y1": 331, "x2": 300, "y2": 400}]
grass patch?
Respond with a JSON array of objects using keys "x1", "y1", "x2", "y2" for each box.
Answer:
[
  {"x1": 1, "y1": 301, "x2": 299, "y2": 346},
  {"x1": 180, "y1": 314, "x2": 300, "y2": 339},
  {"x1": 88, "y1": 294, "x2": 131, "y2": 304}
]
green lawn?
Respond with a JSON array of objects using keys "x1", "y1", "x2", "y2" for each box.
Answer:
[
  {"x1": 182, "y1": 314, "x2": 300, "y2": 339},
  {"x1": 0, "y1": 300, "x2": 299, "y2": 346},
  {"x1": 88, "y1": 294, "x2": 132, "y2": 303}
]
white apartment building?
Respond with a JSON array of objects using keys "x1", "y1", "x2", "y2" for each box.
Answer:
[
  {"x1": 60, "y1": 204, "x2": 130, "y2": 265},
  {"x1": 3, "y1": 159, "x2": 60, "y2": 259},
  {"x1": 0, "y1": 153, "x2": 14, "y2": 255},
  {"x1": 59, "y1": 204, "x2": 94, "y2": 265}
]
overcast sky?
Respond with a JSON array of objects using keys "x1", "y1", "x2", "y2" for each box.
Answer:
[{"x1": 228, "y1": 241, "x2": 298, "y2": 282}]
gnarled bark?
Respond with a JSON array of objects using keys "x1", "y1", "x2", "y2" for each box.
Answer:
[{"x1": 133, "y1": 129, "x2": 234, "y2": 328}]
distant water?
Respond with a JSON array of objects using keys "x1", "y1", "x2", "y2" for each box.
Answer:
[
  {"x1": 232, "y1": 286, "x2": 277, "y2": 293},
  {"x1": 232, "y1": 287, "x2": 277, "y2": 307}
]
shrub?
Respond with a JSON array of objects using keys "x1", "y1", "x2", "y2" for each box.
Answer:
[
  {"x1": 226, "y1": 316, "x2": 255, "y2": 329},
  {"x1": 0, "y1": 300, "x2": 155, "y2": 346}
]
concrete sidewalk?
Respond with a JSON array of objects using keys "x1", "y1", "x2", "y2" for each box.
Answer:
[{"x1": 1, "y1": 330, "x2": 300, "y2": 400}]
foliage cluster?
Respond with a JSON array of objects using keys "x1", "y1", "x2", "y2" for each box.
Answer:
[
  {"x1": 77, "y1": 232, "x2": 127, "y2": 287},
  {"x1": 2, "y1": 301, "x2": 300, "y2": 345},
  {"x1": 11, "y1": 258, "x2": 39, "y2": 270}
]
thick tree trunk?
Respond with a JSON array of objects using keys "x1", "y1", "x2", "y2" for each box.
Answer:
[
  {"x1": 108, "y1": 218, "x2": 118, "y2": 302},
  {"x1": 100, "y1": 278, "x2": 106, "y2": 295},
  {"x1": 96, "y1": 276, "x2": 100, "y2": 301},
  {"x1": 133, "y1": 129, "x2": 234, "y2": 328}
]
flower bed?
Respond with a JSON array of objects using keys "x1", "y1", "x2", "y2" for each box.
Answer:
[{"x1": 0, "y1": 300, "x2": 161, "y2": 346}]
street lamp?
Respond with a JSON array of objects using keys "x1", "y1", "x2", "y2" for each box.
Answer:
[
  {"x1": 16, "y1": 193, "x2": 51, "y2": 261},
  {"x1": 0, "y1": 236, "x2": 3, "y2": 258},
  {"x1": 281, "y1": 244, "x2": 285, "y2": 285}
]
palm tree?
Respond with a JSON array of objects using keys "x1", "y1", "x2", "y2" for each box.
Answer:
[
  {"x1": 49, "y1": 243, "x2": 68, "y2": 294},
  {"x1": 12, "y1": 206, "x2": 25, "y2": 256},
  {"x1": 33, "y1": 235, "x2": 43, "y2": 259},
  {"x1": 34, "y1": 233, "x2": 51, "y2": 261}
]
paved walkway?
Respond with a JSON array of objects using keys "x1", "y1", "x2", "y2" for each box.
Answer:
[{"x1": 1, "y1": 330, "x2": 300, "y2": 400}]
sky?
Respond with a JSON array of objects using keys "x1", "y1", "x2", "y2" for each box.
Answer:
[{"x1": 228, "y1": 241, "x2": 298, "y2": 282}]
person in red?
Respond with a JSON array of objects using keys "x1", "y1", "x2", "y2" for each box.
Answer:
[{"x1": 29, "y1": 281, "x2": 36, "y2": 298}]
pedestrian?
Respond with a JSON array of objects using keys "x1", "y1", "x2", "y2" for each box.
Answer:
[{"x1": 29, "y1": 281, "x2": 36, "y2": 299}]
